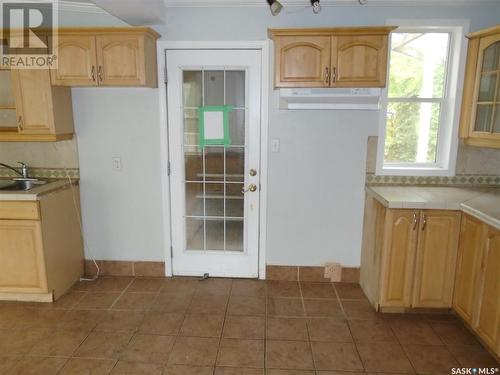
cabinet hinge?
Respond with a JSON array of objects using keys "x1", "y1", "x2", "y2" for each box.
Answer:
[
  {"x1": 167, "y1": 161, "x2": 171, "y2": 176},
  {"x1": 170, "y1": 245, "x2": 173, "y2": 258},
  {"x1": 164, "y1": 67, "x2": 168, "y2": 84}
]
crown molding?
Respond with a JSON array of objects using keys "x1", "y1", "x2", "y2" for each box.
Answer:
[
  {"x1": 58, "y1": 1, "x2": 109, "y2": 15},
  {"x1": 163, "y1": 0, "x2": 500, "y2": 7}
]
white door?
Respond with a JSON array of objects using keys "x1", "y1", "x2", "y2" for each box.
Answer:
[{"x1": 166, "y1": 49, "x2": 262, "y2": 278}]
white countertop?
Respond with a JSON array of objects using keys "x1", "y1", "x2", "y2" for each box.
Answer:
[
  {"x1": 0, "y1": 179, "x2": 77, "y2": 201},
  {"x1": 366, "y1": 186, "x2": 500, "y2": 230}
]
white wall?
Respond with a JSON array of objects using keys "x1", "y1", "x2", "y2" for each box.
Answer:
[
  {"x1": 70, "y1": 3, "x2": 500, "y2": 266},
  {"x1": 72, "y1": 89, "x2": 164, "y2": 261}
]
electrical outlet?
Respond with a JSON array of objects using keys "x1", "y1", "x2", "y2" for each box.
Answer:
[
  {"x1": 324, "y1": 262, "x2": 342, "y2": 282},
  {"x1": 112, "y1": 157, "x2": 122, "y2": 172}
]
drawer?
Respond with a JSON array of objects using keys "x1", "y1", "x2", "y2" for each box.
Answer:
[{"x1": 0, "y1": 201, "x2": 40, "y2": 220}]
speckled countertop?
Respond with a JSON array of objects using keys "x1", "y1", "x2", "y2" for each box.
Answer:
[
  {"x1": 0, "y1": 179, "x2": 78, "y2": 201},
  {"x1": 366, "y1": 186, "x2": 500, "y2": 230}
]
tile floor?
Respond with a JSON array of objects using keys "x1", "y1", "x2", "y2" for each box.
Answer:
[{"x1": 0, "y1": 277, "x2": 498, "y2": 374}]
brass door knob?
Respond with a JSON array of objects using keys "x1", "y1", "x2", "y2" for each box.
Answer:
[
  {"x1": 249, "y1": 169, "x2": 257, "y2": 176},
  {"x1": 242, "y1": 184, "x2": 257, "y2": 193}
]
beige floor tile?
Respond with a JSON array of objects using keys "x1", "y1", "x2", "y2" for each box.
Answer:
[
  {"x1": 15, "y1": 308, "x2": 68, "y2": 329},
  {"x1": 29, "y1": 329, "x2": 89, "y2": 356},
  {"x1": 215, "y1": 367, "x2": 264, "y2": 374},
  {"x1": 127, "y1": 278, "x2": 164, "y2": 292},
  {"x1": 390, "y1": 319, "x2": 444, "y2": 345},
  {"x1": 303, "y1": 299, "x2": 343, "y2": 317},
  {"x1": 217, "y1": 338, "x2": 264, "y2": 368},
  {"x1": 308, "y1": 318, "x2": 352, "y2": 342},
  {"x1": 267, "y1": 370, "x2": 315, "y2": 375},
  {"x1": 404, "y1": 344, "x2": 459, "y2": 374},
  {"x1": 267, "y1": 298, "x2": 304, "y2": 317},
  {"x1": 267, "y1": 281, "x2": 301, "y2": 298},
  {"x1": 73, "y1": 331, "x2": 133, "y2": 359},
  {"x1": 112, "y1": 292, "x2": 156, "y2": 311},
  {"x1": 59, "y1": 309, "x2": 106, "y2": 331},
  {"x1": 0, "y1": 356, "x2": 22, "y2": 373},
  {"x1": 44, "y1": 291, "x2": 87, "y2": 309},
  {"x1": 161, "y1": 278, "x2": 199, "y2": 295},
  {"x1": 227, "y1": 296, "x2": 266, "y2": 316},
  {"x1": 180, "y1": 314, "x2": 224, "y2": 337},
  {"x1": 430, "y1": 321, "x2": 480, "y2": 346},
  {"x1": 266, "y1": 340, "x2": 314, "y2": 370},
  {"x1": 223, "y1": 315, "x2": 265, "y2": 339},
  {"x1": 75, "y1": 292, "x2": 121, "y2": 309},
  {"x1": 188, "y1": 294, "x2": 228, "y2": 315},
  {"x1": 333, "y1": 283, "x2": 367, "y2": 300},
  {"x1": 231, "y1": 279, "x2": 266, "y2": 297},
  {"x1": 168, "y1": 336, "x2": 219, "y2": 366},
  {"x1": 164, "y1": 365, "x2": 214, "y2": 375},
  {"x1": 8, "y1": 356, "x2": 67, "y2": 375},
  {"x1": 0, "y1": 328, "x2": 50, "y2": 355},
  {"x1": 59, "y1": 358, "x2": 116, "y2": 375},
  {"x1": 311, "y1": 342, "x2": 363, "y2": 371},
  {"x1": 300, "y1": 283, "x2": 336, "y2": 299},
  {"x1": 110, "y1": 361, "x2": 163, "y2": 374},
  {"x1": 152, "y1": 293, "x2": 192, "y2": 313},
  {"x1": 348, "y1": 319, "x2": 397, "y2": 342},
  {"x1": 356, "y1": 342, "x2": 414, "y2": 373},
  {"x1": 447, "y1": 344, "x2": 500, "y2": 368},
  {"x1": 120, "y1": 334, "x2": 175, "y2": 365},
  {"x1": 94, "y1": 310, "x2": 145, "y2": 333},
  {"x1": 267, "y1": 317, "x2": 309, "y2": 341},
  {"x1": 138, "y1": 311, "x2": 184, "y2": 335},
  {"x1": 91, "y1": 277, "x2": 134, "y2": 292}
]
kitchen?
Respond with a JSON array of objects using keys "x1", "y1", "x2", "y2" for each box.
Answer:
[{"x1": 0, "y1": 0, "x2": 499, "y2": 373}]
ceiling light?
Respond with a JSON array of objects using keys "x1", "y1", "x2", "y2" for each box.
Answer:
[
  {"x1": 267, "y1": 0, "x2": 283, "y2": 16},
  {"x1": 311, "y1": 0, "x2": 321, "y2": 14}
]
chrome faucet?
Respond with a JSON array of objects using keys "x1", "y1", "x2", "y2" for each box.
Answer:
[{"x1": 0, "y1": 162, "x2": 29, "y2": 179}]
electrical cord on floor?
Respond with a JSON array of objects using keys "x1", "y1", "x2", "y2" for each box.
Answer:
[{"x1": 52, "y1": 141, "x2": 100, "y2": 281}]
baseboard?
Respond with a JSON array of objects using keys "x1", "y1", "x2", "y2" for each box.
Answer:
[
  {"x1": 84, "y1": 260, "x2": 360, "y2": 283},
  {"x1": 266, "y1": 265, "x2": 360, "y2": 283},
  {"x1": 85, "y1": 260, "x2": 165, "y2": 277}
]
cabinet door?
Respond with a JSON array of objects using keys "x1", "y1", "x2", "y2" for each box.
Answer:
[
  {"x1": 274, "y1": 35, "x2": 331, "y2": 88},
  {"x1": 332, "y1": 34, "x2": 389, "y2": 87},
  {"x1": 0, "y1": 220, "x2": 47, "y2": 293},
  {"x1": 51, "y1": 35, "x2": 98, "y2": 86},
  {"x1": 11, "y1": 69, "x2": 55, "y2": 134},
  {"x1": 379, "y1": 209, "x2": 418, "y2": 308},
  {"x1": 453, "y1": 215, "x2": 486, "y2": 323},
  {"x1": 412, "y1": 210, "x2": 461, "y2": 308},
  {"x1": 475, "y1": 226, "x2": 500, "y2": 355},
  {"x1": 96, "y1": 34, "x2": 145, "y2": 86},
  {"x1": 0, "y1": 69, "x2": 18, "y2": 132}
]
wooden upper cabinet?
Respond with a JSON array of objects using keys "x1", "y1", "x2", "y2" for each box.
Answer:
[
  {"x1": 51, "y1": 28, "x2": 160, "y2": 88},
  {"x1": 459, "y1": 25, "x2": 500, "y2": 149},
  {"x1": 453, "y1": 214, "x2": 486, "y2": 323},
  {"x1": 333, "y1": 35, "x2": 389, "y2": 87},
  {"x1": 274, "y1": 35, "x2": 331, "y2": 87},
  {"x1": 269, "y1": 27, "x2": 396, "y2": 88},
  {"x1": 412, "y1": 210, "x2": 461, "y2": 308},
  {"x1": 475, "y1": 226, "x2": 500, "y2": 355},
  {"x1": 379, "y1": 209, "x2": 418, "y2": 308},
  {"x1": 51, "y1": 35, "x2": 97, "y2": 86}
]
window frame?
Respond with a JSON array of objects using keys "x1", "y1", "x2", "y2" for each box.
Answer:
[{"x1": 376, "y1": 19, "x2": 470, "y2": 176}]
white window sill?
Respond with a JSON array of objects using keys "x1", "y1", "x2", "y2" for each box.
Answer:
[{"x1": 376, "y1": 166, "x2": 455, "y2": 177}]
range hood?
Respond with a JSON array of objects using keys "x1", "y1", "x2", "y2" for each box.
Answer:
[{"x1": 279, "y1": 88, "x2": 382, "y2": 110}]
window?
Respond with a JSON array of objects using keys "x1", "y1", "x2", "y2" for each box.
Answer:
[{"x1": 377, "y1": 21, "x2": 469, "y2": 176}]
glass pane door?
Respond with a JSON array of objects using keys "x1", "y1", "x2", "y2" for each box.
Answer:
[
  {"x1": 183, "y1": 69, "x2": 246, "y2": 252},
  {"x1": 0, "y1": 70, "x2": 17, "y2": 131}
]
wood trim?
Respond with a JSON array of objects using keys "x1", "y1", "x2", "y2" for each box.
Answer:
[
  {"x1": 467, "y1": 25, "x2": 500, "y2": 40},
  {"x1": 268, "y1": 26, "x2": 397, "y2": 38},
  {"x1": 459, "y1": 37, "x2": 480, "y2": 138},
  {"x1": 0, "y1": 291, "x2": 52, "y2": 303},
  {"x1": 464, "y1": 137, "x2": 500, "y2": 149},
  {"x1": 0, "y1": 133, "x2": 73, "y2": 142},
  {"x1": 2, "y1": 27, "x2": 160, "y2": 39},
  {"x1": 0, "y1": 201, "x2": 40, "y2": 220}
]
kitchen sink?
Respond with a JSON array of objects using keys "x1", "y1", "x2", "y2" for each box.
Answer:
[{"x1": 0, "y1": 179, "x2": 47, "y2": 191}]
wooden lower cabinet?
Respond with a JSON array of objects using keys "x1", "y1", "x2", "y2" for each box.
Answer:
[
  {"x1": 0, "y1": 186, "x2": 84, "y2": 301},
  {"x1": 475, "y1": 225, "x2": 500, "y2": 356},
  {"x1": 412, "y1": 210, "x2": 461, "y2": 308},
  {"x1": 361, "y1": 198, "x2": 461, "y2": 311}
]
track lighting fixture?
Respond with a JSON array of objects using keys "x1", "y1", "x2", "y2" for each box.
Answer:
[
  {"x1": 267, "y1": 0, "x2": 283, "y2": 16},
  {"x1": 311, "y1": 0, "x2": 321, "y2": 14}
]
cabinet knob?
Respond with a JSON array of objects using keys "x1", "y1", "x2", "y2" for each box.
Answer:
[
  {"x1": 421, "y1": 214, "x2": 427, "y2": 231},
  {"x1": 91, "y1": 66, "x2": 96, "y2": 82},
  {"x1": 324, "y1": 67, "x2": 330, "y2": 85},
  {"x1": 17, "y1": 116, "x2": 24, "y2": 132},
  {"x1": 412, "y1": 211, "x2": 418, "y2": 230},
  {"x1": 98, "y1": 66, "x2": 103, "y2": 82}
]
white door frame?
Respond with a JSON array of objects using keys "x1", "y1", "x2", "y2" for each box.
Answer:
[{"x1": 157, "y1": 40, "x2": 270, "y2": 279}]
